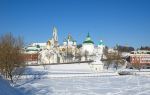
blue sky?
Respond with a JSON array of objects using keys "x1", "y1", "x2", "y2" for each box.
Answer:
[{"x1": 0, "y1": 0, "x2": 150, "y2": 48}]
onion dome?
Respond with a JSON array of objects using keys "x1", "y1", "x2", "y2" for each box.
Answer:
[
  {"x1": 98, "y1": 40, "x2": 104, "y2": 45},
  {"x1": 83, "y1": 33, "x2": 94, "y2": 44}
]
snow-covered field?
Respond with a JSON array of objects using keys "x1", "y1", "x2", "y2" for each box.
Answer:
[
  {"x1": 13, "y1": 64, "x2": 150, "y2": 95},
  {"x1": 17, "y1": 75, "x2": 150, "y2": 95}
]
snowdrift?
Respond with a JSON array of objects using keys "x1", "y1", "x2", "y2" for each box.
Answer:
[{"x1": 0, "y1": 76, "x2": 23, "y2": 95}]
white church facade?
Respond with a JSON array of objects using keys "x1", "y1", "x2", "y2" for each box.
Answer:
[{"x1": 81, "y1": 33, "x2": 105, "y2": 61}]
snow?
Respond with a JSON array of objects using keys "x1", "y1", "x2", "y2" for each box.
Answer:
[
  {"x1": 17, "y1": 75, "x2": 150, "y2": 95},
  {"x1": 0, "y1": 76, "x2": 23, "y2": 95},
  {"x1": 31, "y1": 43, "x2": 46, "y2": 47},
  {"x1": 118, "y1": 69, "x2": 150, "y2": 75},
  {"x1": 13, "y1": 64, "x2": 150, "y2": 95},
  {"x1": 1, "y1": 63, "x2": 150, "y2": 95},
  {"x1": 22, "y1": 64, "x2": 118, "y2": 78}
]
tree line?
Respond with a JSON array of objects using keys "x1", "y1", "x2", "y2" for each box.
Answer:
[
  {"x1": 103, "y1": 46, "x2": 125, "y2": 70},
  {"x1": 115, "y1": 45, "x2": 134, "y2": 52},
  {"x1": 116, "y1": 45, "x2": 150, "y2": 52},
  {"x1": 139, "y1": 46, "x2": 150, "y2": 50}
]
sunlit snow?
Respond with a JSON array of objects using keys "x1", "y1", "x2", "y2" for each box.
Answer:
[{"x1": 14, "y1": 65, "x2": 150, "y2": 95}]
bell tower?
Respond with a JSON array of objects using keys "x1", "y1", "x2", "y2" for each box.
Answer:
[{"x1": 52, "y1": 26, "x2": 58, "y2": 47}]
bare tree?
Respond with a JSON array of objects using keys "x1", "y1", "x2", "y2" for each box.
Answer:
[
  {"x1": 113, "y1": 51, "x2": 125, "y2": 70},
  {"x1": 105, "y1": 53, "x2": 114, "y2": 70},
  {"x1": 103, "y1": 47, "x2": 125, "y2": 70},
  {"x1": 132, "y1": 58, "x2": 141, "y2": 71},
  {"x1": 0, "y1": 33, "x2": 25, "y2": 83},
  {"x1": 103, "y1": 47, "x2": 112, "y2": 69}
]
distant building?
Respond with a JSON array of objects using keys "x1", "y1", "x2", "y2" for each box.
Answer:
[
  {"x1": 97, "y1": 40, "x2": 105, "y2": 55},
  {"x1": 23, "y1": 27, "x2": 105, "y2": 64},
  {"x1": 23, "y1": 42, "x2": 46, "y2": 64},
  {"x1": 24, "y1": 43, "x2": 46, "y2": 54},
  {"x1": 81, "y1": 33, "x2": 105, "y2": 61},
  {"x1": 40, "y1": 26, "x2": 63, "y2": 63},
  {"x1": 81, "y1": 33, "x2": 95, "y2": 61},
  {"x1": 63, "y1": 34, "x2": 77, "y2": 47},
  {"x1": 131, "y1": 50, "x2": 150, "y2": 54},
  {"x1": 130, "y1": 50, "x2": 150, "y2": 66},
  {"x1": 46, "y1": 26, "x2": 58, "y2": 49},
  {"x1": 23, "y1": 53, "x2": 38, "y2": 64}
]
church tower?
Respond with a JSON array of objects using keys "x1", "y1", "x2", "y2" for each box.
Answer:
[
  {"x1": 52, "y1": 26, "x2": 58, "y2": 47},
  {"x1": 46, "y1": 26, "x2": 59, "y2": 49},
  {"x1": 81, "y1": 33, "x2": 95, "y2": 61}
]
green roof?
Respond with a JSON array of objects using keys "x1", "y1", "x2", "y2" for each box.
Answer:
[
  {"x1": 98, "y1": 40, "x2": 104, "y2": 45},
  {"x1": 26, "y1": 46, "x2": 40, "y2": 51},
  {"x1": 83, "y1": 33, "x2": 94, "y2": 44},
  {"x1": 83, "y1": 40, "x2": 94, "y2": 44}
]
